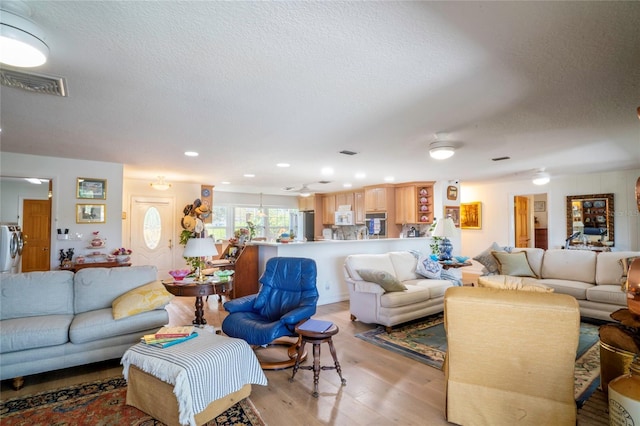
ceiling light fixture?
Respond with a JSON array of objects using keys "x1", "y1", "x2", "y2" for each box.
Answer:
[
  {"x1": 0, "y1": 5, "x2": 49, "y2": 68},
  {"x1": 429, "y1": 133, "x2": 456, "y2": 160},
  {"x1": 257, "y1": 193, "x2": 266, "y2": 217},
  {"x1": 184, "y1": 151, "x2": 199, "y2": 157},
  {"x1": 532, "y1": 170, "x2": 550, "y2": 185},
  {"x1": 150, "y1": 176, "x2": 171, "y2": 191},
  {"x1": 299, "y1": 187, "x2": 312, "y2": 197}
]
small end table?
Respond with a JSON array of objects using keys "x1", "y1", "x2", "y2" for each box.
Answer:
[
  {"x1": 162, "y1": 278, "x2": 232, "y2": 325},
  {"x1": 439, "y1": 261, "x2": 472, "y2": 270}
]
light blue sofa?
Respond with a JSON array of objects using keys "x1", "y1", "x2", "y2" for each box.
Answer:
[{"x1": 0, "y1": 266, "x2": 169, "y2": 389}]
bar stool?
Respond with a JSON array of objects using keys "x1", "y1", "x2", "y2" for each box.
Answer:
[{"x1": 290, "y1": 322, "x2": 347, "y2": 397}]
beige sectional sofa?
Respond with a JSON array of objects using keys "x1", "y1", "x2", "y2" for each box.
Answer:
[
  {"x1": 344, "y1": 251, "x2": 455, "y2": 331},
  {"x1": 482, "y1": 248, "x2": 639, "y2": 321}
]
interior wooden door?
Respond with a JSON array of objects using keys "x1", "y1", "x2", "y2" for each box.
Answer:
[
  {"x1": 130, "y1": 196, "x2": 175, "y2": 278},
  {"x1": 514, "y1": 196, "x2": 530, "y2": 248},
  {"x1": 21, "y1": 199, "x2": 51, "y2": 272}
]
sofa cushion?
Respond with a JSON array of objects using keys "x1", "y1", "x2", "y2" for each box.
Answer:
[
  {"x1": 536, "y1": 279, "x2": 592, "y2": 300},
  {"x1": 416, "y1": 256, "x2": 442, "y2": 279},
  {"x1": 70, "y1": 307, "x2": 169, "y2": 344},
  {"x1": 540, "y1": 249, "x2": 596, "y2": 283},
  {"x1": 0, "y1": 314, "x2": 73, "y2": 353},
  {"x1": 478, "y1": 275, "x2": 553, "y2": 293},
  {"x1": 379, "y1": 284, "x2": 431, "y2": 308},
  {"x1": 388, "y1": 251, "x2": 421, "y2": 281},
  {"x1": 345, "y1": 254, "x2": 396, "y2": 281},
  {"x1": 491, "y1": 251, "x2": 537, "y2": 278},
  {"x1": 357, "y1": 269, "x2": 407, "y2": 293},
  {"x1": 586, "y1": 285, "x2": 628, "y2": 306},
  {"x1": 595, "y1": 251, "x2": 640, "y2": 286},
  {"x1": 112, "y1": 280, "x2": 174, "y2": 320},
  {"x1": 0, "y1": 271, "x2": 74, "y2": 320},
  {"x1": 473, "y1": 242, "x2": 507, "y2": 275},
  {"x1": 408, "y1": 279, "x2": 453, "y2": 298},
  {"x1": 74, "y1": 266, "x2": 158, "y2": 314}
]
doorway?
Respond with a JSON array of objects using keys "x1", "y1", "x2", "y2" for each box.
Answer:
[
  {"x1": 21, "y1": 199, "x2": 52, "y2": 272},
  {"x1": 512, "y1": 193, "x2": 548, "y2": 250},
  {"x1": 130, "y1": 196, "x2": 175, "y2": 278}
]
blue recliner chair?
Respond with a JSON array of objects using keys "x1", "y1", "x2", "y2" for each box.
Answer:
[{"x1": 222, "y1": 257, "x2": 318, "y2": 369}]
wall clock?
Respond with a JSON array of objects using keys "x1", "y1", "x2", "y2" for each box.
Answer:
[{"x1": 201, "y1": 188, "x2": 210, "y2": 197}]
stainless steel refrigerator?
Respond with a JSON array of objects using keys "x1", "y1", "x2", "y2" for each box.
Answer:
[{"x1": 291, "y1": 211, "x2": 315, "y2": 241}]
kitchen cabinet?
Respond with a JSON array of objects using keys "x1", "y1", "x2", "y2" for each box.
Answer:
[
  {"x1": 298, "y1": 195, "x2": 315, "y2": 211},
  {"x1": 364, "y1": 186, "x2": 392, "y2": 212},
  {"x1": 394, "y1": 182, "x2": 434, "y2": 224},
  {"x1": 335, "y1": 192, "x2": 354, "y2": 209},
  {"x1": 322, "y1": 194, "x2": 336, "y2": 224},
  {"x1": 354, "y1": 191, "x2": 365, "y2": 224}
]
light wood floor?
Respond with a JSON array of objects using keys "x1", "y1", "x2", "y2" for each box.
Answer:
[{"x1": 1, "y1": 296, "x2": 450, "y2": 425}]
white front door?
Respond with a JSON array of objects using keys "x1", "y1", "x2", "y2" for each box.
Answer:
[{"x1": 130, "y1": 196, "x2": 175, "y2": 278}]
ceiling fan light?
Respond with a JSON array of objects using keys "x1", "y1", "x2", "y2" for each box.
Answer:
[
  {"x1": 299, "y1": 190, "x2": 311, "y2": 197},
  {"x1": 429, "y1": 146, "x2": 455, "y2": 160},
  {"x1": 532, "y1": 172, "x2": 550, "y2": 185},
  {"x1": 0, "y1": 11, "x2": 49, "y2": 68}
]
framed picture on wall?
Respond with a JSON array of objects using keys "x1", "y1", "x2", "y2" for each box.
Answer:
[
  {"x1": 444, "y1": 205, "x2": 460, "y2": 227},
  {"x1": 77, "y1": 178, "x2": 107, "y2": 200},
  {"x1": 447, "y1": 185, "x2": 458, "y2": 200},
  {"x1": 534, "y1": 201, "x2": 546, "y2": 212},
  {"x1": 76, "y1": 204, "x2": 106, "y2": 223},
  {"x1": 460, "y1": 202, "x2": 482, "y2": 229}
]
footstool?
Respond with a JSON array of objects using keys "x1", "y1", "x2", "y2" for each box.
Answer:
[
  {"x1": 290, "y1": 321, "x2": 346, "y2": 397},
  {"x1": 122, "y1": 331, "x2": 267, "y2": 426}
]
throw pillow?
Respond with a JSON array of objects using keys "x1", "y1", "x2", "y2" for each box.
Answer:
[
  {"x1": 416, "y1": 256, "x2": 443, "y2": 279},
  {"x1": 472, "y1": 242, "x2": 506, "y2": 275},
  {"x1": 491, "y1": 251, "x2": 538, "y2": 278},
  {"x1": 478, "y1": 275, "x2": 553, "y2": 293},
  {"x1": 357, "y1": 269, "x2": 407, "y2": 293},
  {"x1": 112, "y1": 280, "x2": 174, "y2": 320},
  {"x1": 619, "y1": 256, "x2": 640, "y2": 290}
]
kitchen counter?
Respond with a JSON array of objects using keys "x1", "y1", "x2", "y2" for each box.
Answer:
[{"x1": 249, "y1": 238, "x2": 431, "y2": 305}]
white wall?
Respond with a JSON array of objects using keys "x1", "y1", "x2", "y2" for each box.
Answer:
[
  {"x1": 0, "y1": 178, "x2": 50, "y2": 223},
  {"x1": 460, "y1": 169, "x2": 640, "y2": 258},
  {"x1": 1, "y1": 153, "x2": 124, "y2": 269}
]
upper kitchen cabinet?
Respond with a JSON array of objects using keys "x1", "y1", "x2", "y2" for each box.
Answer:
[
  {"x1": 321, "y1": 194, "x2": 336, "y2": 225},
  {"x1": 354, "y1": 190, "x2": 364, "y2": 224},
  {"x1": 395, "y1": 182, "x2": 434, "y2": 224},
  {"x1": 364, "y1": 185, "x2": 394, "y2": 212},
  {"x1": 298, "y1": 195, "x2": 316, "y2": 211},
  {"x1": 335, "y1": 192, "x2": 354, "y2": 209}
]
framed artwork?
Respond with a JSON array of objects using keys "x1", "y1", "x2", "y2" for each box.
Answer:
[
  {"x1": 444, "y1": 205, "x2": 460, "y2": 227},
  {"x1": 460, "y1": 202, "x2": 482, "y2": 229},
  {"x1": 447, "y1": 185, "x2": 458, "y2": 201},
  {"x1": 77, "y1": 178, "x2": 107, "y2": 200},
  {"x1": 76, "y1": 204, "x2": 106, "y2": 223},
  {"x1": 534, "y1": 201, "x2": 546, "y2": 212}
]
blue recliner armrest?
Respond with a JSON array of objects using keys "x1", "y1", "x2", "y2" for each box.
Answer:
[
  {"x1": 281, "y1": 305, "x2": 317, "y2": 325},
  {"x1": 223, "y1": 294, "x2": 257, "y2": 313}
]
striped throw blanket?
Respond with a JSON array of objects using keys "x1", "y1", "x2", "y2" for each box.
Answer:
[{"x1": 121, "y1": 331, "x2": 267, "y2": 426}]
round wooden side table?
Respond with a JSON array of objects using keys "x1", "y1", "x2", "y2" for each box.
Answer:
[{"x1": 290, "y1": 321, "x2": 347, "y2": 397}]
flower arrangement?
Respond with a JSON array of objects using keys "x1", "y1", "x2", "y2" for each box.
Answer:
[
  {"x1": 234, "y1": 228, "x2": 250, "y2": 239},
  {"x1": 112, "y1": 247, "x2": 132, "y2": 256}
]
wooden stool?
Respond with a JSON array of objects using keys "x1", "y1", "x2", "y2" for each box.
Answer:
[{"x1": 289, "y1": 322, "x2": 346, "y2": 397}]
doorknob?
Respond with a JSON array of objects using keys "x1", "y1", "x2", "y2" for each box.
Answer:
[{"x1": 168, "y1": 239, "x2": 173, "y2": 249}]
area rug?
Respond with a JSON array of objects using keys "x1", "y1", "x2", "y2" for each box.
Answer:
[
  {"x1": 355, "y1": 314, "x2": 602, "y2": 407},
  {"x1": 0, "y1": 377, "x2": 265, "y2": 426}
]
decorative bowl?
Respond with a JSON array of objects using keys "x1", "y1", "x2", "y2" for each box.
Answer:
[
  {"x1": 115, "y1": 255, "x2": 130, "y2": 263},
  {"x1": 168, "y1": 269, "x2": 190, "y2": 281},
  {"x1": 455, "y1": 256, "x2": 470, "y2": 264}
]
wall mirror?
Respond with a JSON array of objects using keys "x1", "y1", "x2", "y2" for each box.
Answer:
[{"x1": 566, "y1": 193, "x2": 614, "y2": 247}]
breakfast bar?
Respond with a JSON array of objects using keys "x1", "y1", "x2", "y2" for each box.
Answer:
[{"x1": 249, "y1": 238, "x2": 431, "y2": 305}]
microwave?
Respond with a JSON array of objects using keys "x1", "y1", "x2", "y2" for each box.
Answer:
[{"x1": 335, "y1": 211, "x2": 354, "y2": 226}]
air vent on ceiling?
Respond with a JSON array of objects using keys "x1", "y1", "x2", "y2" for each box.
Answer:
[
  {"x1": 317, "y1": 180, "x2": 332, "y2": 185},
  {"x1": 0, "y1": 68, "x2": 68, "y2": 96},
  {"x1": 492, "y1": 156, "x2": 511, "y2": 161},
  {"x1": 339, "y1": 150, "x2": 358, "y2": 156}
]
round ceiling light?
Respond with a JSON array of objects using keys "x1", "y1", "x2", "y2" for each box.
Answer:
[
  {"x1": 429, "y1": 145, "x2": 456, "y2": 160},
  {"x1": 532, "y1": 171, "x2": 550, "y2": 185},
  {"x1": 0, "y1": 10, "x2": 49, "y2": 68}
]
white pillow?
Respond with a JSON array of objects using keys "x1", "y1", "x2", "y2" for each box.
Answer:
[{"x1": 416, "y1": 256, "x2": 442, "y2": 279}]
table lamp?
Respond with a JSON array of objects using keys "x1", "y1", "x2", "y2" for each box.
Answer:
[
  {"x1": 183, "y1": 237, "x2": 218, "y2": 283},
  {"x1": 432, "y1": 217, "x2": 456, "y2": 261}
]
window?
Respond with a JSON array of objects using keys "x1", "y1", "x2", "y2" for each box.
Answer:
[
  {"x1": 265, "y1": 208, "x2": 293, "y2": 239},
  {"x1": 209, "y1": 204, "x2": 298, "y2": 241},
  {"x1": 143, "y1": 207, "x2": 161, "y2": 249},
  {"x1": 205, "y1": 206, "x2": 229, "y2": 241}
]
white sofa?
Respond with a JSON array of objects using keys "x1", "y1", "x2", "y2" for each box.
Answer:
[
  {"x1": 343, "y1": 251, "x2": 455, "y2": 331},
  {"x1": 483, "y1": 248, "x2": 639, "y2": 321}
]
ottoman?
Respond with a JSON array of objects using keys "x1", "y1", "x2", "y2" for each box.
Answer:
[{"x1": 121, "y1": 331, "x2": 267, "y2": 426}]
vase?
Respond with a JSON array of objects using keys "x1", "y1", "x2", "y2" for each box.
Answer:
[{"x1": 116, "y1": 255, "x2": 130, "y2": 263}]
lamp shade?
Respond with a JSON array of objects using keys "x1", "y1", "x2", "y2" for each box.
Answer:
[
  {"x1": 432, "y1": 217, "x2": 457, "y2": 238},
  {"x1": 183, "y1": 237, "x2": 218, "y2": 258}
]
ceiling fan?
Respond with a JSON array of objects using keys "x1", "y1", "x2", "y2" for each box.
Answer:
[{"x1": 282, "y1": 183, "x2": 315, "y2": 197}]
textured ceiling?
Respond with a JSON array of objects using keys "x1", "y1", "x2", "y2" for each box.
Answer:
[{"x1": 1, "y1": 1, "x2": 639, "y2": 194}]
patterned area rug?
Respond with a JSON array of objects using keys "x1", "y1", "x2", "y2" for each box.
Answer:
[
  {"x1": 355, "y1": 314, "x2": 602, "y2": 406},
  {"x1": 0, "y1": 377, "x2": 265, "y2": 426}
]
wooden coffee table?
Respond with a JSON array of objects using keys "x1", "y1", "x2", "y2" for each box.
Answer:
[{"x1": 162, "y1": 278, "x2": 232, "y2": 325}]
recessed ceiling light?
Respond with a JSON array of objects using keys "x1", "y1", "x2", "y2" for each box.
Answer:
[
  {"x1": 277, "y1": 163, "x2": 290, "y2": 168},
  {"x1": 244, "y1": 174, "x2": 255, "y2": 178},
  {"x1": 384, "y1": 176, "x2": 395, "y2": 182},
  {"x1": 355, "y1": 172, "x2": 366, "y2": 179},
  {"x1": 343, "y1": 183, "x2": 352, "y2": 188},
  {"x1": 321, "y1": 167, "x2": 334, "y2": 176},
  {"x1": 221, "y1": 181, "x2": 231, "y2": 185},
  {"x1": 184, "y1": 151, "x2": 199, "y2": 157}
]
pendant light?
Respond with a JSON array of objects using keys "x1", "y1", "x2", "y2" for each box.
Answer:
[{"x1": 258, "y1": 193, "x2": 266, "y2": 217}]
